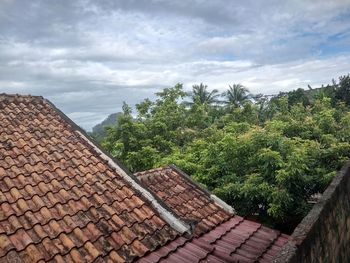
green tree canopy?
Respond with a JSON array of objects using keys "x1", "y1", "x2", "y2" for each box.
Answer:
[
  {"x1": 222, "y1": 83, "x2": 250, "y2": 108},
  {"x1": 101, "y1": 76, "x2": 350, "y2": 232},
  {"x1": 186, "y1": 83, "x2": 220, "y2": 106}
]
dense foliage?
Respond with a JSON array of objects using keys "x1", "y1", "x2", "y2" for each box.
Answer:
[{"x1": 102, "y1": 75, "x2": 350, "y2": 230}]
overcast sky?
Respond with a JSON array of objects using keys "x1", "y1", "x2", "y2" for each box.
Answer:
[{"x1": 1, "y1": 0, "x2": 350, "y2": 130}]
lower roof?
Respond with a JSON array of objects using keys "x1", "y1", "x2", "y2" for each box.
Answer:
[
  {"x1": 138, "y1": 216, "x2": 290, "y2": 263},
  {"x1": 135, "y1": 166, "x2": 290, "y2": 263},
  {"x1": 135, "y1": 166, "x2": 233, "y2": 236}
]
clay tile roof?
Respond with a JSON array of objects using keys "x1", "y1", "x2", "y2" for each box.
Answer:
[
  {"x1": 135, "y1": 166, "x2": 290, "y2": 263},
  {"x1": 134, "y1": 166, "x2": 234, "y2": 236},
  {"x1": 0, "y1": 94, "x2": 189, "y2": 263},
  {"x1": 137, "y1": 216, "x2": 290, "y2": 263}
]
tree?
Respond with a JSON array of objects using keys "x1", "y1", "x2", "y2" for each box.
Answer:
[
  {"x1": 222, "y1": 84, "x2": 250, "y2": 108},
  {"x1": 186, "y1": 83, "x2": 220, "y2": 106},
  {"x1": 100, "y1": 75, "x2": 350, "y2": 231},
  {"x1": 252, "y1": 93, "x2": 271, "y2": 122},
  {"x1": 287, "y1": 88, "x2": 310, "y2": 107},
  {"x1": 335, "y1": 75, "x2": 350, "y2": 106}
]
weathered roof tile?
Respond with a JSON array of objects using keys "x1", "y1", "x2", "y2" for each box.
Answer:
[
  {"x1": 135, "y1": 166, "x2": 290, "y2": 263},
  {"x1": 135, "y1": 166, "x2": 233, "y2": 236},
  {"x1": 0, "y1": 94, "x2": 186, "y2": 262}
]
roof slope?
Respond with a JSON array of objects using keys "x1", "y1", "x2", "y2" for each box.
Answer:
[
  {"x1": 134, "y1": 166, "x2": 233, "y2": 236},
  {"x1": 135, "y1": 166, "x2": 290, "y2": 263},
  {"x1": 0, "y1": 95, "x2": 187, "y2": 263},
  {"x1": 138, "y1": 216, "x2": 290, "y2": 263}
]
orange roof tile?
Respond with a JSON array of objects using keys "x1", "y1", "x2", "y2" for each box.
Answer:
[{"x1": 0, "y1": 94, "x2": 188, "y2": 263}]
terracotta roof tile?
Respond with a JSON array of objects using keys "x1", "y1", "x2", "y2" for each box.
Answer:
[
  {"x1": 0, "y1": 94, "x2": 289, "y2": 262},
  {"x1": 0, "y1": 94, "x2": 187, "y2": 262},
  {"x1": 135, "y1": 166, "x2": 233, "y2": 236},
  {"x1": 138, "y1": 216, "x2": 290, "y2": 263},
  {"x1": 135, "y1": 166, "x2": 290, "y2": 262}
]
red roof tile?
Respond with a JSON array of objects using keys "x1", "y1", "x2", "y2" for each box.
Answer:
[
  {"x1": 135, "y1": 166, "x2": 290, "y2": 262},
  {"x1": 0, "y1": 94, "x2": 188, "y2": 262},
  {"x1": 137, "y1": 216, "x2": 290, "y2": 263}
]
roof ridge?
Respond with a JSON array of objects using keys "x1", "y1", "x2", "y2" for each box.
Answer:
[
  {"x1": 0, "y1": 93, "x2": 44, "y2": 102},
  {"x1": 134, "y1": 166, "x2": 171, "y2": 178},
  {"x1": 42, "y1": 98, "x2": 191, "y2": 235}
]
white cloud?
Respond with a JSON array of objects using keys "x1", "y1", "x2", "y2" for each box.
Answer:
[{"x1": 175, "y1": 55, "x2": 350, "y2": 94}]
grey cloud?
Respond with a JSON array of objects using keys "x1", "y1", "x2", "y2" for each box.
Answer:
[
  {"x1": 0, "y1": 0, "x2": 350, "y2": 129},
  {"x1": 88, "y1": 0, "x2": 239, "y2": 25},
  {"x1": 90, "y1": 0, "x2": 350, "y2": 33},
  {"x1": 0, "y1": 1, "x2": 88, "y2": 42}
]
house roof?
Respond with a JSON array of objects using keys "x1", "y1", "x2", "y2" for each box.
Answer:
[
  {"x1": 134, "y1": 166, "x2": 233, "y2": 236},
  {"x1": 0, "y1": 94, "x2": 189, "y2": 263},
  {"x1": 0, "y1": 93, "x2": 289, "y2": 263},
  {"x1": 135, "y1": 166, "x2": 290, "y2": 263},
  {"x1": 137, "y1": 216, "x2": 290, "y2": 263}
]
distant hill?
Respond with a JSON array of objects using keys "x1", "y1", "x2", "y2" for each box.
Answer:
[{"x1": 91, "y1": 112, "x2": 122, "y2": 141}]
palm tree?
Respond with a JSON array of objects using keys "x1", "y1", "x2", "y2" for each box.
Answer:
[
  {"x1": 222, "y1": 84, "x2": 250, "y2": 108},
  {"x1": 186, "y1": 83, "x2": 220, "y2": 106}
]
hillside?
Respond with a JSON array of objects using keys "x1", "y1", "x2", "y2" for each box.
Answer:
[{"x1": 91, "y1": 112, "x2": 122, "y2": 141}]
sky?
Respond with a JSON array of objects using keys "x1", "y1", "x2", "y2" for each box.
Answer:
[{"x1": 1, "y1": 0, "x2": 350, "y2": 130}]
